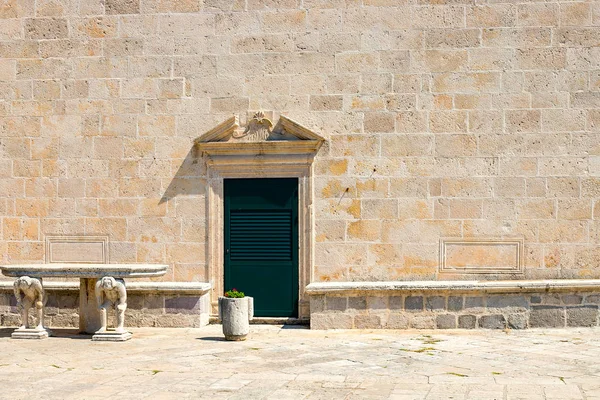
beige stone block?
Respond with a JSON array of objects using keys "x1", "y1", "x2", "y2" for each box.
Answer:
[
  {"x1": 85, "y1": 217, "x2": 127, "y2": 241},
  {"x1": 505, "y1": 110, "x2": 540, "y2": 133},
  {"x1": 15, "y1": 198, "x2": 47, "y2": 217},
  {"x1": 128, "y1": 56, "x2": 172, "y2": 78},
  {"x1": 411, "y1": 5, "x2": 464, "y2": 28},
  {"x1": 343, "y1": 8, "x2": 411, "y2": 31},
  {"x1": 136, "y1": 242, "x2": 165, "y2": 263},
  {"x1": 448, "y1": 199, "x2": 482, "y2": 219},
  {"x1": 330, "y1": 135, "x2": 379, "y2": 157},
  {"x1": 390, "y1": 178, "x2": 428, "y2": 198},
  {"x1": 483, "y1": 199, "x2": 516, "y2": 220},
  {"x1": 158, "y1": 13, "x2": 215, "y2": 36},
  {"x1": 13, "y1": 160, "x2": 40, "y2": 177},
  {"x1": 360, "y1": 74, "x2": 392, "y2": 95},
  {"x1": 355, "y1": 178, "x2": 387, "y2": 199},
  {"x1": 442, "y1": 178, "x2": 492, "y2": 198},
  {"x1": 542, "y1": 110, "x2": 586, "y2": 133},
  {"x1": 433, "y1": 72, "x2": 500, "y2": 93},
  {"x1": 517, "y1": 3, "x2": 558, "y2": 27},
  {"x1": 547, "y1": 177, "x2": 580, "y2": 198},
  {"x1": 315, "y1": 198, "x2": 361, "y2": 220},
  {"x1": 483, "y1": 27, "x2": 551, "y2": 48},
  {"x1": 347, "y1": 220, "x2": 380, "y2": 242},
  {"x1": 556, "y1": 28, "x2": 600, "y2": 47},
  {"x1": 368, "y1": 244, "x2": 403, "y2": 267},
  {"x1": 558, "y1": 199, "x2": 591, "y2": 220},
  {"x1": 381, "y1": 135, "x2": 432, "y2": 157},
  {"x1": 0, "y1": 18, "x2": 22, "y2": 40},
  {"x1": 572, "y1": 93, "x2": 600, "y2": 109},
  {"x1": 494, "y1": 177, "x2": 526, "y2": 198},
  {"x1": 362, "y1": 199, "x2": 398, "y2": 220},
  {"x1": 99, "y1": 199, "x2": 137, "y2": 217},
  {"x1": 3, "y1": 217, "x2": 38, "y2": 241},
  {"x1": 25, "y1": 17, "x2": 68, "y2": 39},
  {"x1": 517, "y1": 199, "x2": 555, "y2": 219},
  {"x1": 539, "y1": 157, "x2": 587, "y2": 177},
  {"x1": 42, "y1": 160, "x2": 66, "y2": 178},
  {"x1": 309, "y1": 95, "x2": 342, "y2": 111},
  {"x1": 348, "y1": 95, "x2": 385, "y2": 111},
  {"x1": 138, "y1": 115, "x2": 175, "y2": 137},
  {"x1": 109, "y1": 160, "x2": 139, "y2": 178},
  {"x1": 467, "y1": 4, "x2": 516, "y2": 27},
  {"x1": 0, "y1": 116, "x2": 40, "y2": 138},
  {"x1": 316, "y1": 177, "x2": 355, "y2": 199},
  {"x1": 73, "y1": 58, "x2": 128, "y2": 79},
  {"x1": 105, "y1": 0, "x2": 140, "y2": 14},
  {"x1": 57, "y1": 178, "x2": 85, "y2": 197},
  {"x1": 166, "y1": 243, "x2": 205, "y2": 264},
  {"x1": 72, "y1": 17, "x2": 118, "y2": 39},
  {"x1": 24, "y1": 177, "x2": 55, "y2": 198},
  {"x1": 0, "y1": 40, "x2": 39, "y2": 59},
  {"x1": 398, "y1": 199, "x2": 432, "y2": 220},
  {"x1": 517, "y1": 48, "x2": 566, "y2": 70},
  {"x1": 411, "y1": 50, "x2": 467, "y2": 73},
  {"x1": 335, "y1": 52, "x2": 379, "y2": 73},
  {"x1": 435, "y1": 134, "x2": 477, "y2": 157},
  {"x1": 385, "y1": 94, "x2": 417, "y2": 111},
  {"x1": 17, "y1": 59, "x2": 70, "y2": 79},
  {"x1": 7, "y1": 242, "x2": 44, "y2": 262},
  {"x1": 425, "y1": 29, "x2": 480, "y2": 49},
  {"x1": 395, "y1": 111, "x2": 427, "y2": 133},
  {"x1": 454, "y1": 94, "x2": 492, "y2": 110},
  {"x1": 315, "y1": 219, "x2": 345, "y2": 242},
  {"x1": 560, "y1": 3, "x2": 591, "y2": 26},
  {"x1": 362, "y1": 112, "x2": 393, "y2": 133},
  {"x1": 540, "y1": 220, "x2": 587, "y2": 243},
  {"x1": 468, "y1": 48, "x2": 514, "y2": 72},
  {"x1": 33, "y1": 80, "x2": 61, "y2": 101},
  {"x1": 119, "y1": 178, "x2": 161, "y2": 198},
  {"x1": 261, "y1": 10, "x2": 306, "y2": 33},
  {"x1": 468, "y1": 111, "x2": 502, "y2": 134}
]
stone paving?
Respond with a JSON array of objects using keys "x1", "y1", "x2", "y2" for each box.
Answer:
[{"x1": 1, "y1": 325, "x2": 600, "y2": 399}]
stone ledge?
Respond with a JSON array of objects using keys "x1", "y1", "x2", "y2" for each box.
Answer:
[
  {"x1": 0, "y1": 281, "x2": 211, "y2": 294},
  {"x1": 305, "y1": 280, "x2": 600, "y2": 295}
]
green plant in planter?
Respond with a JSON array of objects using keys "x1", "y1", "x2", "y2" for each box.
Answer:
[{"x1": 224, "y1": 288, "x2": 245, "y2": 298}]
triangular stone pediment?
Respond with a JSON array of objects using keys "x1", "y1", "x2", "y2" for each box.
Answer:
[{"x1": 195, "y1": 112, "x2": 325, "y2": 157}]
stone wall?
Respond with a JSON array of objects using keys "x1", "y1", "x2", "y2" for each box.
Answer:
[
  {"x1": 0, "y1": 289, "x2": 210, "y2": 328},
  {"x1": 0, "y1": 0, "x2": 598, "y2": 293},
  {"x1": 310, "y1": 292, "x2": 600, "y2": 329}
]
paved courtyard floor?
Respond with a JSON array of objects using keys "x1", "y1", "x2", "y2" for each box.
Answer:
[{"x1": 1, "y1": 325, "x2": 600, "y2": 399}]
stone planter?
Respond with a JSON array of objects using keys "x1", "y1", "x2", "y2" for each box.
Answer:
[{"x1": 218, "y1": 296, "x2": 254, "y2": 341}]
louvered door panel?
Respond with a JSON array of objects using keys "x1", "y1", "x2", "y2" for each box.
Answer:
[
  {"x1": 224, "y1": 178, "x2": 299, "y2": 318},
  {"x1": 230, "y1": 210, "x2": 292, "y2": 261}
]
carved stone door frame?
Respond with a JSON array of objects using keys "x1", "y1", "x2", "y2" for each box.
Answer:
[{"x1": 196, "y1": 114, "x2": 325, "y2": 320}]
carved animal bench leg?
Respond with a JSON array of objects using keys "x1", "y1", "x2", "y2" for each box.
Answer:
[
  {"x1": 92, "y1": 276, "x2": 132, "y2": 342},
  {"x1": 11, "y1": 276, "x2": 50, "y2": 339}
]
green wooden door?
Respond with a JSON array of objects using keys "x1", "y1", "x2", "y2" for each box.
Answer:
[{"x1": 224, "y1": 178, "x2": 299, "y2": 317}]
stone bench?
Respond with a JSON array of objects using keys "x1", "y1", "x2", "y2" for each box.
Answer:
[
  {"x1": 1, "y1": 264, "x2": 169, "y2": 341},
  {"x1": 0, "y1": 280, "x2": 212, "y2": 330},
  {"x1": 306, "y1": 280, "x2": 600, "y2": 330}
]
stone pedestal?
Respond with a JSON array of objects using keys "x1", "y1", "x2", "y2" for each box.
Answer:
[
  {"x1": 79, "y1": 278, "x2": 102, "y2": 334},
  {"x1": 11, "y1": 328, "x2": 50, "y2": 340},
  {"x1": 92, "y1": 329, "x2": 132, "y2": 342}
]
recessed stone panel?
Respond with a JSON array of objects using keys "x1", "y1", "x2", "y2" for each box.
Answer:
[
  {"x1": 45, "y1": 235, "x2": 109, "y2": 264},
  {"x1": 440, "y1": 238, "x2": 524, "y2": 274}
]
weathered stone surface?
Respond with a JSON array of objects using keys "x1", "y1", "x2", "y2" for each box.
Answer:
[
  {"x1": 479, "y1": 314, "x2": 506, "y2": 329},
  {"x1": 405, "y1": 296, "x2": 423, "y2": 311},
  {"x1": 426, "y1": 296, "x2": 445, "y2": 311},
  {"x1": 566, "y1": 306, "x2": 598, "y2": 327},
  {"x1": 436, "y1": 314, "x2": 456, "y2": 329},
  {"x1": 310, "y1": 313, "x2": 353, "y2": 330},
  {"x1": 530, "y1": 306, "x2": 566, "y2": 328},
  {"x1": 354, "y1": 315, "x2": 382, "y2": 329},
  {"x1": 508, "y1": 313, "x2": 528, "y2": 329}
]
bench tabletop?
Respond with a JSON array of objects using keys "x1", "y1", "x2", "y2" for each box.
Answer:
[{"x1": 0, "y1": 264, "x2": 168, "y2": 278}]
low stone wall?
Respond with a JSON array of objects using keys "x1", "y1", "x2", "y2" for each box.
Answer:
[
  {"x1": 0, "y1": 282, "x2": 211, "y2": 329},
  {"x1": 306, "y1": 281, "x2": 600, "y2": 329}
]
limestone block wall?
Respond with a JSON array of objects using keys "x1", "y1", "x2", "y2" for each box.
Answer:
[
  {"x1": 0, "y1": 0, "x2": 598, "y2": 292},
  {"x1": 310, "y1": 292, "x2": 600, "y2": 329},
  {"x1": 0, "y1": 288, "x2": 210, "y2": 328}
]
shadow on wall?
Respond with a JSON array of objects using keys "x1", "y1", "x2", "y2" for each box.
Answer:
[{"x1": 159, "y1": 146, "x2": 207, "y2": 205}]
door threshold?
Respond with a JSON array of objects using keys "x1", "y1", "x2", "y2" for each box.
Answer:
[{"x1": 210, "y1": 316, "x2": 309, "y2": 325}]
